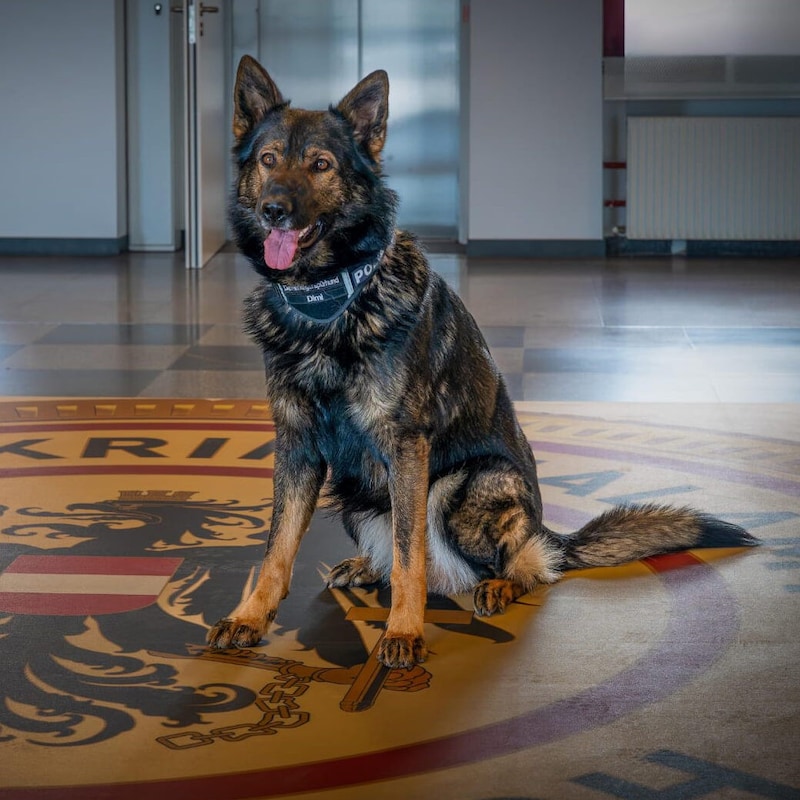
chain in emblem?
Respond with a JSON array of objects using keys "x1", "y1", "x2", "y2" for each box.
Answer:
[{"x1": 156, "y1": 659, "x2": 312, "y2": 749}]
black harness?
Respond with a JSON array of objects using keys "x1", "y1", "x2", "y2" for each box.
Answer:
[{"x1": 272, "y1": 246, "x2": 388, "y2": 324}]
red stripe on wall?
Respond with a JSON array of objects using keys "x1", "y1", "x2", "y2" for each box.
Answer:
[{"x1": 603, "y1": 0, "x2": 624, "y2": 57}]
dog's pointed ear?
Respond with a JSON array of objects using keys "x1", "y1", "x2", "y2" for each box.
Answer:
[
  {"x1": 233, "y1": 55, "x2": 285, "y2": 140},
  {"x1": 337, "y1": 70, "x2": 389, "y2": 161}
]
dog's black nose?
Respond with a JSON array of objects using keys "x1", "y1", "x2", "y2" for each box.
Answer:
[{"x1": 262, "y1": 200, "x2": 290, "y2": 226}]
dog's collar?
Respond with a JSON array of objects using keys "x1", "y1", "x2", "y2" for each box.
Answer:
[{"x1": 272, "y1": 243, "x2": 390, "y2": 324}]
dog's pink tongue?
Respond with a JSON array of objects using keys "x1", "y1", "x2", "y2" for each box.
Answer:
[{"x1": 264, "y1": 229, "x2": 300, "y2": 271}]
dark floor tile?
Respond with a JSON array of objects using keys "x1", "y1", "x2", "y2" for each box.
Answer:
[
  {"x1": 0, "y1": 369, "x2": 162, "y2": 397},
  {"x1": 36, "y1": 323, "x2": 212, "y2": 346},
  {"x1": 522, "y1": 347, "x2": 702, "y2": 374},
  {"x1": 0, "y1": 344, "x2": 23, "y2": 361},
  {"x1": 501, "y1": 372, "x2": 523, "y2": 401},
  {"x1": 523, "y1": 326, "x2": 691, "y2": 349},
  {"x1": 589, "y1": 326, "x2": 691, "y2": 346},
  {"x1": 0, "y1": 323, "x2": 58, "y2": 345},
  {"x1": 686, "y1": 327, "x2": 800, "y2": 346},
  {"x1": 522, "y1": 372, "x2": 719, "y2": 402},
  {"x1": 168, "y1": 345, "x2": 264, "y2": 371},
  {"x1": 480, "y1": 326, "x2": 525, "y2": 348}
]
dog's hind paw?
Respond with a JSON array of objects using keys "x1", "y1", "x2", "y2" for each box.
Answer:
[
  {"x1": 326, "y1": 556, "x2": 382, "y2": 588},
  {"x1": 206, "y1": 617, "x2": 265, "y2": 650},
  {"x1": 473, "y1": 579, "x2": 524, "y2": 616},
  {"x1": 378, "y1": 633, "x2": 428, "y2": 669}
]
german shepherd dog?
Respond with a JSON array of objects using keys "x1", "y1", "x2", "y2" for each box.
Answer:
[{"x1": 208, "y1": 56, "x2": 758, "y2": 669}]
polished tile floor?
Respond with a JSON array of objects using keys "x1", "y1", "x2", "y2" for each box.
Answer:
[
  {"x1": 1, "y1": 246, "x2": 799, "y2": 405},
  {"x1": 1, "y1": 245, "x2": 799, "y2": 799}
]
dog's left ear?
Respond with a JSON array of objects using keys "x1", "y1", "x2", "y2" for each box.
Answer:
[{"x1": 337, "y1": 70, "x2": 389, "y2": 161}]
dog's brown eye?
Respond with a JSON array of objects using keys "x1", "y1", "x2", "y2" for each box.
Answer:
[
  {"x1": 314, "y1": 157, "x2": 331, "y2": 172},
  {"x1": 261, "y1": 152, "x2": 276, "y2": 167}
]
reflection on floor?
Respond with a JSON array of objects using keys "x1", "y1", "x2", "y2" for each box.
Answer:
[
  {"x1": 1, "y1": 246, "x2": 799, "y2": 403},
  {"x1": 0, "y1": 247, "x2": 798, "y2": 799}
]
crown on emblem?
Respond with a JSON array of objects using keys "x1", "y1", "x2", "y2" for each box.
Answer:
[{"x1": 116, "y1": 490, "x2": 197, "y2": 502}]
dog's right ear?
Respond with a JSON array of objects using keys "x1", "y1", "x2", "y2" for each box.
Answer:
[{"x1": 233, "y1": 56, "x2": 285, "y2": 140}]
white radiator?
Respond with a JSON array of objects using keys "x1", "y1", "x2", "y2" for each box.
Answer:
[{"x1": 627, "y1": 117, "x2": 800, "y2": 240}]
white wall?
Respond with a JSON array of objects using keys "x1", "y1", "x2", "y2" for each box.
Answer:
[
  {"x1": 0, "y1": 0, "x2": 606, "y2": 249},
  {"x1": 0, "y1": 0, "x2": 127, "y2": 243},
  {"x1": 467, "y1": 0, "x2": 603, "y2": 242},
  {"x1": 626, "y1": 0, "x2": 800, "y2": 56}
]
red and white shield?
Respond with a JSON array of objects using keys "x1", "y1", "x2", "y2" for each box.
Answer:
[{"x1": 0, "y1": 555, "x2": 183, "y2": 616}]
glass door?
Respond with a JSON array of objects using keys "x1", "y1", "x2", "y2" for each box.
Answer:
[{"x1": 238, "y1": 0, "x2": 459, "y2": 239}]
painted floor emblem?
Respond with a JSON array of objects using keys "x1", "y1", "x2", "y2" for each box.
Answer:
[{"x1": 0, "y1": 399, "x2": 796, "y2": 799}]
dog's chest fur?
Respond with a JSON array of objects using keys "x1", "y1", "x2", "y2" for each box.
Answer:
[
  {"x1": 241, "y1": 235, "x2": 531, "y2": 517},
  {"x1": 242, "y1": 239, "x2": 433, "y2": 471}
]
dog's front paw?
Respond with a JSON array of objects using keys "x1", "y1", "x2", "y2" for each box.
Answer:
[
  {"x1": 326, "y1": 556, "x2": 381, "y2": 588},
  {"x1": 473, "y1": 579, "x2": 521, "y2": 616},
  {"x1": 206, "y1": 617, "x2": 266, "y2": 650},
  {"x1": 378, "y1": 633, "x2": 428, "y2": 669}
]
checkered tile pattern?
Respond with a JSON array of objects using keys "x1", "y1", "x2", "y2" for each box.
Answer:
[{"x1": 1, "y1": 249, "x2": 799, "y2": 402}]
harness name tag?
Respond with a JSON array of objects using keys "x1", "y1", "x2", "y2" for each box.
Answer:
[{"x1": 273, "y1": 246, "x2": 387, "y2": 324}]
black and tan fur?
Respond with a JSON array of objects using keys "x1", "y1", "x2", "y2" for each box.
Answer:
[{"x1": 207, "y1": 56, "x2": 758, "y2": 669}]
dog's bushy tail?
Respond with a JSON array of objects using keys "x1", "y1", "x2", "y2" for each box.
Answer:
[{"x1": 558, "y1": 503, "x2": 759, "y2": 569}]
